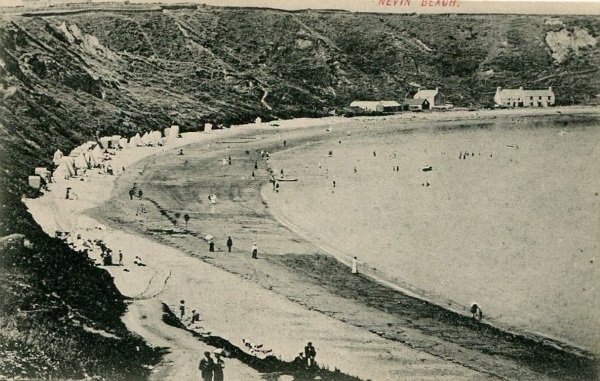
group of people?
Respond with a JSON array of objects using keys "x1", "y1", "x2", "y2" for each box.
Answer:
[
  {"x1": 292, "y1": 342, "x2": 317, "y2": 369},
  {"x1": 204, "y1": 236, "x2": 259, "y2": 259},
  {"x1": 199, "y1": 350, "x2": 225, "y2": 381}
]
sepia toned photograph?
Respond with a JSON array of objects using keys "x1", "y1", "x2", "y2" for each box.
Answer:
[{"x1": 0, "y1": 0, "x2": 599, "y2": 380}]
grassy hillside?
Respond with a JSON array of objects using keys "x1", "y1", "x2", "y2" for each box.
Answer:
[{"x1": 0, "y1": 4, "x2": 599, "y2": 379}]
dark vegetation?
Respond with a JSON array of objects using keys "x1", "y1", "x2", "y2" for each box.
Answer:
[
  {"x1": 0, "y1": 4, "x2": 599, "y2": 379},
  {"x1": 162, "y1": 304, "x2": 365, "y2": 381}
]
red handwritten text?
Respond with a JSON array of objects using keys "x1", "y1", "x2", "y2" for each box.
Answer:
[
  {"x1": 421, "y1": 0, "x2": 458, "y2": 6},
  {"x1": 378, "y1": 0, "x2": 412, "y2": 6}
]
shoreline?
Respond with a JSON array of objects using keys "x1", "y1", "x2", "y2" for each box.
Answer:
[{"x1": 24, "y1": 107, "x2": 599, "y2": 380}]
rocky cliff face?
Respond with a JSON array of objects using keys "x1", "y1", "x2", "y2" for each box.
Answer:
[{"x1": 0, "y1": 5, "x2": 599, "y2": 379}]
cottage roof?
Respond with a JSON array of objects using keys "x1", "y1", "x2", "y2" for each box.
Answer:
[
  {"x1": 379, "y1": 101, "x2": 401, "y2": 107},
  {"x1": 497, "y1": 89, "x2": 523, "y2": 99},
  {"x1": 403, "y1": 99, "x2": 429, "y2": 106},
  {"x1": 523, "y1": 89, "x2": 554, "y2": 97},
  {"x1": 350, "y1": 101, "x2": 381, "y2": 108},
  {"x1": 414, "y1": 88, "x2": 439, "y2": 99},
  {"x1": 497, "y1": 88, "x2": 554, "y2": 99}
]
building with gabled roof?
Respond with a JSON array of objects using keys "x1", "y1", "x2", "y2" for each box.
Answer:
[
  {"x1": 350, "y1": 100, "x2": 401, "y2": 113},
  {"x1": 403, "y1": 98, "x2": 430, "y2": 111},
  {"x1": 494, "y1": 87, "x2": 555, "y2": 107},
  {"x1": 414, "y1": 87, "x2": 446, "y2": 108}
]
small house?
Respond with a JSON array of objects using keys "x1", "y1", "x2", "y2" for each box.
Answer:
[
  {"x1": 376, "y1": 101, "x2": 401, "y2": 113},
  {"x1": 414, "y1": 87, "x2": 446, "y2": 108},
  {"x1": 494, "y1": 87, "x2": 555, "y2": 107},
  {"x1": 349, "y1": 101, "x2": 401, "y2": 113},
  {"x1": 403, "y1": 99, "x2": 430, "y2": 111},
  {"x1": 349, "y1": 101, "x2": 383, "y2": 112}
]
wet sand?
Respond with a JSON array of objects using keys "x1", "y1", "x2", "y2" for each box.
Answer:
[
  {"x1": 91, "y1": 109, "x2": 598, "y2": 380},
  {"x1": 267, "y1": 116, "x2": 600, "y2": 353},
  {"x1": 25, "y1": 107, "x2": 600, "y2": 380}
]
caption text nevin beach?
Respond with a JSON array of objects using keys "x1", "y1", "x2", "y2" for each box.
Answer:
[{"x1": 379, "y1": 0, "x2": 459, "y2": 7}]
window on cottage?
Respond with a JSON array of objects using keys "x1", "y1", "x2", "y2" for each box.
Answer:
[
  {"x1": 548, "y1": 96, "x2": 552, "y2": 100},
  {"x1": 530, "y1": 96, "x2": 533, "y2": 100},
  {"x1": 539, "y1": 96, "x2": 542, "y2": 100}
]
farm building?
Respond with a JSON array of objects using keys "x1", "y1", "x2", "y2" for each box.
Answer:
[
  {"x1": 349, "y1": 101, "x2": 401, "y2": 113},
  {"x1": 403, "y1": 99, "x2": 430, "y2": 111},
  {"x1": 494, "y1": 87, "x2": 555, "y2": 107},
  {"x1": 414, "y1": 87, "x2": 446, "y2": 108}
]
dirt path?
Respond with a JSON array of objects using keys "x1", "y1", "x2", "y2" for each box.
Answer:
[{"x1": 123, "y1": 299, "x2": 261, "y2": 381}]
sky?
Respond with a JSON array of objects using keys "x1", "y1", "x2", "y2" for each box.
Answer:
[{"x1": 2, "y1": 0, "x2": 600, "y2": 14}]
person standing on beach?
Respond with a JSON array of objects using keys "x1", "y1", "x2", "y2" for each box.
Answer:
[
  {"x1": 213, "y1": 351, "x2": 225, "y2": 381},
  {"x1": 304, "y1": 342, "x2": 317, "y2": 367},
  {"x1": 226, "y1": 237, "x2": 233, "y2": 252},
  {"x1": 352, "y1": 257, "x2": 362, "y2": 275},
  {"x1": 470, "y1": 303, "x2": 483, "y2": 322},
  {"x1": 179, "y1": 300, "x2": 185, "y2": 319},
  {"x1": 199, "y1": 351, "x2": 215, "y2": 381},
  {"x1": 118, "y1": 250, "x2": 123, "y2": 266},
  {"x1": 252, "y1": 242, "x2": 258, "y2": 259}
]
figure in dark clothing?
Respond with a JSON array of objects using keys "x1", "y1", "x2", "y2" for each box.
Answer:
[
  {"x1": 138, "y1": 189, "x2": 143, "y2": 199},
  {"x1": 128, "y1": 189, "x2": 134, "y2": 200},
  {"x1": 209, "y1": 241, "x2": 215, "y2": 252},
  {"x1": 213, "y1": 352, "x2": 225, "y2": 381},
  {"x1": 228, "y1": 156, "x2": 232, "y2": 165},
  {"x1": 293, "y1": 353, "x2": 306, "y2": 370},
  {"x1": 179, "y1": 300, "x2": 185, "y2": 319},
  {"x1": 254, "y1": 160, "x2": 258, "y2": 170},
  {"x1": 252, "y1": 243, "x2": 258, "y2": 259},
  {"x1": 470, "y1": 303, "x2": 483, "y2": 322},
  {"x1": 304, "y1": 342, "x2": 316, "y2": 367},
  {"x1": 199, "y1": 352, "x2": 215, "y2": 381},
  {"x1": 226, "y1": 237, "x2": 233, "y2": 252}
]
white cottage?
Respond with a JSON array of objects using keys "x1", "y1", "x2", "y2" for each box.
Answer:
[{"x1": 494, "y1": 87, "x2": 555, "y2": 107}]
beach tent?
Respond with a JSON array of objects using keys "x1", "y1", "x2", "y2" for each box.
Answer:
[
  {"x1": 53, "y1": 149, "x2": 64, "y2": 166},
  {"x1": 134, "y1": 133, "x2": 144, "y2": 147},
  {"x1": 170, "y1": 125, "x2": 180, "y2": 139},
  {"x1": 164, "y1": 128, "x2": 171, "y2": 138},
  {"x1": 86, "y1": 150, "x2": 97, "y2": 167},
  {"x1": 99, "y1": 137, "x2": 111, "y2": 149},
  {"x1": 128, "y1": 137, "x2": 137, "y2": 148},
  {"x1": 151, "y1": 131, "x2": 161, "y2": 144},
  {"x1": 204, "y1": 123, "x2": 212, "y2": 132},
  {"x1": 92, "y1": 145, "x2": 103, "y2": 164},
  {"x1": 34, "y1": 167, "x2": 50, "y2": 182},
  {"x1": 54, "y1": 156, "x2": 76, "y2": 180},
  {"x1": 255, "y1": 117, "x2": 262, "y2": 124},
  {"x1": 111, "y1": 135, "x2": 121, "y2": 147},
  {"x1": 119, "y1": 138, "x2": 128, "y2": 149},
  {"x1": 141, "y1": 132, "x2": 151, "y2": 146},
  {"x1": 28, "y1": 175, "x2": 41, "y2": 189},
  {"x1": 74, "y1": 153, "x2": 89, "y2": 170}
]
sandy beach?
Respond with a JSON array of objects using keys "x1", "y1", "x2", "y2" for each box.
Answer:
[{"x1": 24, "y1": 107, "x2": 599, "y2": 381}]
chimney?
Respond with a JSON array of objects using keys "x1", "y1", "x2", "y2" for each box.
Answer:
[
  {"x1": 435, "y1": 87, "x2": 439, "y2": 92},
  {"x1": 497, "y1": 87, "x2": 502, "y2": 92},
  {"x1": 519, "y1": 86, "x2": 523, "y2": 91},
  {"x1": 549, "y1": 86, "x2": 553, "y2": 92}
]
